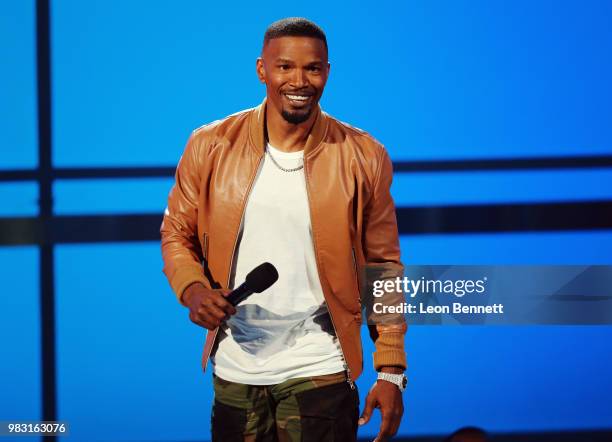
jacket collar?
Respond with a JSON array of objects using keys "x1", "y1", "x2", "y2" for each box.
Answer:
[{"x1": 248, "y1": 98, "x2": 328, "y2": 157}]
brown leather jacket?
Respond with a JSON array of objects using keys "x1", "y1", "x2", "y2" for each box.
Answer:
[{"x1": 161, "y1": 100, "x2": 407, "y2": 382}]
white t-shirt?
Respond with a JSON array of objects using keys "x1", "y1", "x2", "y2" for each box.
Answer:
[{"x1": 211, "y1": 143, "x2": 345, "y2": 384}]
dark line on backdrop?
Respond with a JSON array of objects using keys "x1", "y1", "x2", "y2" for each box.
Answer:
[
  {"x1": 393, "y1": 155, "x2": 612, "y2": 172},
  {"x1": 396, "y1": 200, "x2": 612, "y2": 234},
  {"x1": 51, "y1": 213, "x2": 164, "y2": 243},
  {"x1": 0, "y1": 167, "x2": 176, "y2": 181},
  {"x1": 2, "y1": 200, "x2": 612, "y2": 246},
  {"x1": 36, "y1": 0, "x2": 57, "y2": 433},
  {"x1": 0, "y1": 169, "x2": 39, "y2": 181},
  {"x1": 52, "y1": 166, "x2": 177, "y2": 179},
  {"x1": 0, "y1": 214, "x2": 161, "y2": 245},
  {"x1": 361, "y1": 429, "x2": 612, "y2": 442},
  {"x1": 0, "y1": 167, "x2": 176, "y2": 182},
  {"x1": 3, "y1": 155, "x2": 612, "y2": 183},
  {"x1": 0, "y1": 217, "x2": 42, "y2": 246},
  {"x1": 154, "y1": 428, "x2": 612, "y2": 442}
]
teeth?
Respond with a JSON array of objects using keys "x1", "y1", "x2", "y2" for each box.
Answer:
[{"x1": 286, "y1": 94, "x2": 309, "y2": 101}]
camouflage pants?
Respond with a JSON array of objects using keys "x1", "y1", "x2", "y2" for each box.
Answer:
[{"x1": 211, "y1": 371, "x2": 359, "y2": 442}]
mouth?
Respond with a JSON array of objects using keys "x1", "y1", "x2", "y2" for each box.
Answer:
[{"x1": 283, "y1": 92, "x2": 314, "y2": 107}]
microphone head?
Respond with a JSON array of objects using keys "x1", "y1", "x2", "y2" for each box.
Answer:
[{"x1": 245, "y1": 262, "x2": 279, "y2": 293}]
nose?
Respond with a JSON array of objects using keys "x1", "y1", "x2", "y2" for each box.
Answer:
[{"x1": 289, "y1": 68, "x2": 308, "y2": 88}]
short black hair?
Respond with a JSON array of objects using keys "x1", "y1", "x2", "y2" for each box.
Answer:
[{"x1": 263, "y1": 17, "x2": 327, "y2": 52}]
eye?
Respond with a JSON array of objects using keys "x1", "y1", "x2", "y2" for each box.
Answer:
[
  {"x1": 278, "y1": 64, "x2": 290, "y2": 71},
  {"x1": 308, "y1": 66, "x2": 321, "y2": 72}
]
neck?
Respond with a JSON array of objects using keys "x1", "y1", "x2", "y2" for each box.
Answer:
[{"x1": 265, "y1": 104, "x2": 317, "y2": 153}]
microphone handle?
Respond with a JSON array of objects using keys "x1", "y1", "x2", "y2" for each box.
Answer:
[{"x1": 226, "y1": 283, "x2": 254, "y2": 306}]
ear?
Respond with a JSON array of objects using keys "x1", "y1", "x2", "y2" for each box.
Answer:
[{"x1": 256, "y1": 57, "x2": 266, "y2": 84}]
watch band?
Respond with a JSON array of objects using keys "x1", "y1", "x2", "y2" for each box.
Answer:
[{"x1": 377, "y1": 372, "x2": 407, "y2": 392}]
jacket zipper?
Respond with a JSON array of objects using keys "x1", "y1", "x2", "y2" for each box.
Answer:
[
  {"x1": 304, "y1": 160, "x2": 355, "y2": 390},
  {"x1": 201, "y1": 155, "x2": 264, "y2": 368},
  {"x1": 226, "y1": 156, "x2": 264, "y2": 287},
  {"x1": 202, "y1": 233, "x2": 209, "y2": 261},
  {"x1": 351, "y1": 246, "x2": 363, "y2": 316},
  {"x1": 351, "y1": 247, "x2": 360, "y2": 294}
]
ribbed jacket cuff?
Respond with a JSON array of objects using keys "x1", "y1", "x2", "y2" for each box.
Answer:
[
  {"x1": 373, "y1": 332, "x2": 407, "y2": 370},
  {"x1": 170, "y1": 268, "x2": 209, "y2": 307}
]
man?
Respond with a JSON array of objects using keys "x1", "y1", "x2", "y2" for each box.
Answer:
[{"x1": 161, "y1": 17, "x2": 407, "y2": 442}]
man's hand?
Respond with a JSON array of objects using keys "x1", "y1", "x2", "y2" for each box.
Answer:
[
  {"x1": 183, "y1": 283, "x2": 235, "y2": 330},
  {"x1": 358, "y1": 367, "x2": 404, "y2": 442}
]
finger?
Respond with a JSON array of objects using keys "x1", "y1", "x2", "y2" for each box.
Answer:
[
  {"x1": 376, "y1": 408, "x2": 394, "y2": 441},
  {"x1": 212, "y1": 294, "x2": 236, "y2": 316},
  {"x1": 199, "y1": 304, "x2": 227, "y2": 322},
  {"x1": 389, "y1": 405, "x2": 403, "y2": 436},
  {"x1": 389, "y1": 416, "x2": 401, "y2": 437},
  {"x1": 196, "y1": 312, "x2": 219, "y2": 330},
  {"x1": 188, "y1": 310, "x2": 208, "y2": 328},
  {"x1": 201, "y1": 320, "x2": 217, "y2": 330},
  {"x1": 195, "y1": 307, "x2": 224, "y2": 329},
  {"x1": 208, "y1": 291, "x2": 236, "y2": 315},
  {"x1": 358, "y1": 394, "x2": 376, "y2": 425}
]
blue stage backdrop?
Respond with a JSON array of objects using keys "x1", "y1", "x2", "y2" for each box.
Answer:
[{"x1": 1, "y1": 0, "x2": 612, "y2": 440}]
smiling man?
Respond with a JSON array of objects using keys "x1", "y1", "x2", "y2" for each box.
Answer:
[{"x1": 161, "y1": 17, "x2": 407, "y2": 442}]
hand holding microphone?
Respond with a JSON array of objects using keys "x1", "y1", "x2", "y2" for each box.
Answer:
[
  {"x1": 226, "y1": 262, "x2": 279, "y2": 306},
  {"x1": 185, "y1": 262, "x2": 278, "y2": 330}
]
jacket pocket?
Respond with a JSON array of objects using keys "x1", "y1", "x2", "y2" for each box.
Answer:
[
  {"x1": 202, "y1": 232, "x2": 209, "y2": 261},
  {"x1": 351, "y1": 247, "x2": 359, "y2": 290},
  {"x1": 351, "y1": 247, "x2": 362, "y2": 317}
]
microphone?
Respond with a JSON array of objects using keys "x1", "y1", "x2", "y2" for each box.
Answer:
[{"x1": 226, "y1": 262, "x2": 279, "y2": 306}]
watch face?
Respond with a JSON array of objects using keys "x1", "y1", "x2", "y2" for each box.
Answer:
[{"x1": 402, "y1": 376, "x2": 408, "y2": 388}]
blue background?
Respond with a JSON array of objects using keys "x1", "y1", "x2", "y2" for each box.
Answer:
[{"x1": 2, "y1": 0, "x2": 612, "y2": 440}]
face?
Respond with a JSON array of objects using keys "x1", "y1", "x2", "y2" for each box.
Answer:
[{"x1": 257, "y1": 36, "x2": 330, "y2": 125}]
